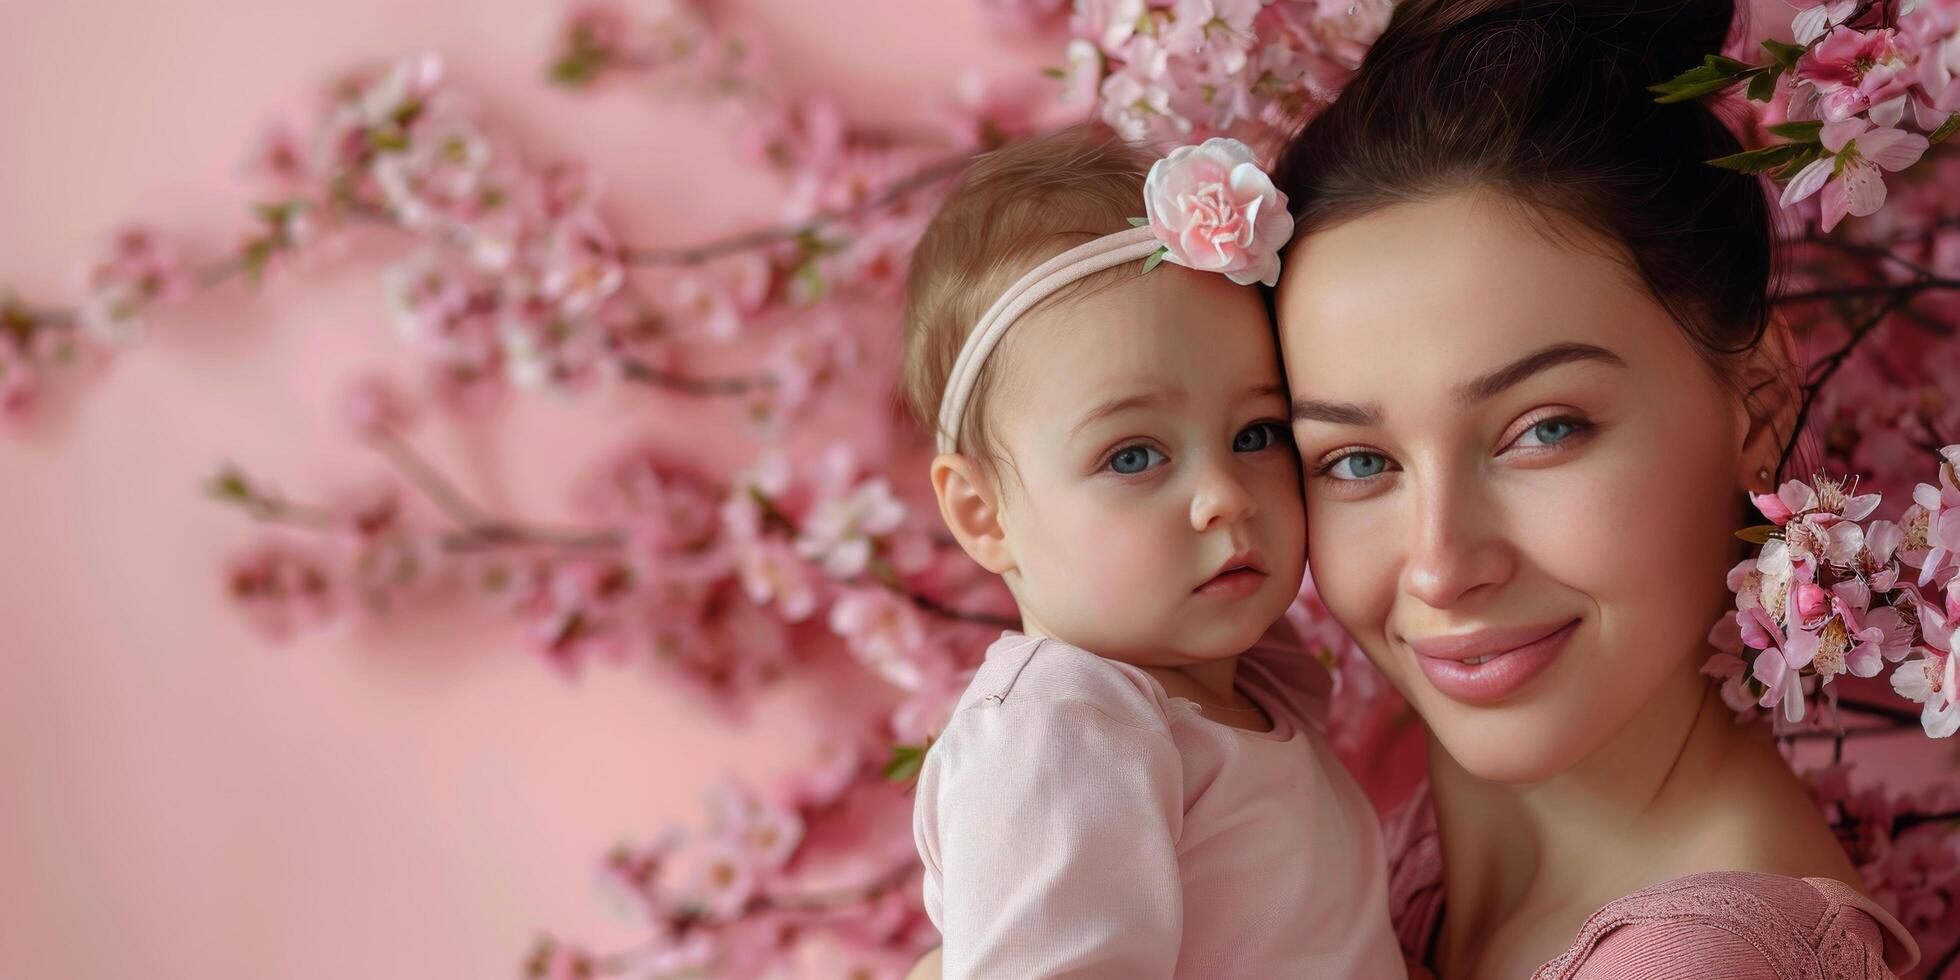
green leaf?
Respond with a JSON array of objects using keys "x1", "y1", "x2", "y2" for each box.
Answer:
[
  {"x1": 1650, "y1": 55, "x2": 1762, "y2": 104},
  {"x1": 1707, "y1": 142, "x2": 1807, "y2": 175},
  {"x1": 1760, "y1": 38, "x2": 1807, "y2": 70},
  {"x1": 884, "y1": 744, "x2": 927, "y2": 782},
  {"x1": 1140, "y1": 247, "x2": 1168, "y2": 275},
  {"x1": 1746, "y1": 64, "x2": 1788, "y2": 104},
  {"x1": 1774, "y1": 145, "x2": 1824, "y2": 181},
  {"x1": 1932, "y1": 113, "x2": 1960, "y2": 146},
  {"x1": 206, "y1": 464, "x2": 254, "y2": 503},
  {"x1": 795, "y1": 259, "x2": 824, "y2": 301},
  {"x1": 1126, "y1": 216, "x2": 1149, "y2": 227},
  {"x1": 1766, "y1": 120, "x2": 1823, "y2": 142},
  {"x1": 1734, "y1": 525, "x2": 1780, "y2": 545},
  {"x1": 1040, "y1": 66, "x2": 1066, "y2": 80}
]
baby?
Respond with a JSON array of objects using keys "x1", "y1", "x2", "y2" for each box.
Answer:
[{"x1": 898, "y1": 124, "x2": 1405, "y2": 978}]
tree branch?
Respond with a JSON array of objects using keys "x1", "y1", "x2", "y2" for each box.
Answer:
[{"x1": 620, "y1": 153, "x2": 970, "y2": 267}]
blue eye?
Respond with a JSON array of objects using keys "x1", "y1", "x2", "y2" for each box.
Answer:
[
  {"x1": 1107, "y1": 444, "x2": 1166, "y2": 475},
  {"x1": 1325, "y1": 451, "x2": 1390, "y2": 481},
  {"x1": 1518, "y1": 417, "x2": 1586, "y2": 448},
  {"x1": 1233, "y1": 422, "x2": 1285, "y2": 453}
]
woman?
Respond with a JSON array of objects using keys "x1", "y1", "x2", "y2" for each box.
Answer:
[
  {"x1": 911, "y1": 0, "x2": 1923, "y2": 975},
  {"x1": 1269, "y1": 0, "x2": 1920, "y2": 973}
]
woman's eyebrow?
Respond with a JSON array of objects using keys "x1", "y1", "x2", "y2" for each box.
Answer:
[
  {"x1": 1454, "y1": 342, "x2": 1624, "y2": 407},
  {"x1": 1289, "y1": 342, "x2": 1624, "y2": 426}
]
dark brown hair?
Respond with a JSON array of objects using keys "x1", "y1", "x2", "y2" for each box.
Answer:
[{"x1": 1272, "y1": 0, "x2": 1774, "y2": 365}]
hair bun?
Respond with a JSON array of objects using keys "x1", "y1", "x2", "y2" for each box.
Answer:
[{"x1": 1371, "y1": 0, "x2": 1739, "y2": 90}]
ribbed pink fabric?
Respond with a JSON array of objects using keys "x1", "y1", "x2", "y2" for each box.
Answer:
[
  {"x1": 1383, "y1": 782, "x2": 1923, "y2": 979},
  {"x1": 914, "y1": 630, "x2": 1406, "y2": 979}
]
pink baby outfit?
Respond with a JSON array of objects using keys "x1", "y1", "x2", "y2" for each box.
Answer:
[
  {"x1": 913, "y1": 629, "x2": 1407, "y2": 979},
  {"x1": 1384, "y1": 782, "x2": 1922, "y2": 979}
]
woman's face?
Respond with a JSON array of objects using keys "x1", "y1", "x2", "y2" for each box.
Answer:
[{"x1": 1274, "y1": 190, "x2": 1756, "y2": 784}]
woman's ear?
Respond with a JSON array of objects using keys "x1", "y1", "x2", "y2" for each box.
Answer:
[
  {"x1": 930, "y1": 452, "x2": 1016, "y2": 575},
  {"x1": 1733, "y1": 315, "x2": 1803, "y2": 492}
]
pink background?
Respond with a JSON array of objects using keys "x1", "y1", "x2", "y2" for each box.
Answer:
[
  {"x1": 4, "y1": 2, "x2": 1954, "y2": 978},
  {"x1": 0, "y1": 2, "x2": 1051, "y2": 976}
]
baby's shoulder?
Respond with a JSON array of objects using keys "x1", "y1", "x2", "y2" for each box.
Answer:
[{"x1": 951, "y1": 632, "x2": 1179, "y2": 735}]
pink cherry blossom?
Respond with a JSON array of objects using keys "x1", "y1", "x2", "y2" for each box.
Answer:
[
  {"x1": 1792, "y1": 0, "x2": 1858, "y2": 46},
  {"x1": 1779, "y1": 118, "x2": 1931, "y2": 233},
  {"x1": 1144, "y1": 136, "x2": 1294, "y2": 286},
  {"x1": 828, "y1": 587, "x2": 929, "y2": 690},
  {"x1": 1072, "y1": 0, "x2": 1149, "y2": 53},
  {"x1": 670, "y1": 253, "x2": 772, "y2": 340},
  {"x1": 1905, "y1": 447, "x2": 1960, "y2": 581},
  {"x1": 0, "y1": 329, "x2": 39, "y2": 420},
  {"x1": 687, "y1": 837, "x2": 759, "y2": 922},
  {"x1": 1165, "y1": 0, "x2": 1261, "y2": 79},
  {"x1": 1894, "y1": 595, "x2": 1960, "y2": 736},
  {"x1": 225, "y1": 539, "x2": 338, "y2": 642},
  {"x1": 796, "y1": 475, "x2": 905, "y2": 580},
  {"x1": 733, "y1": 536, "x2": 820, "y2": 622},
  {"x1": 338, "y1": 373, "x2": 416, "y2": 439},
  {"x1": 1099, "y1": 38, "x2": 1189, "y2": 140},
  {"x1": 76, "y1": 226, "x2": 192, "y2": 346},
  {"x1": 1798, "y1": 26, "x2": 1916, "y2": 123}
]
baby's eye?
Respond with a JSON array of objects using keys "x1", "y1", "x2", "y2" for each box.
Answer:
[
  {"x1": 1107, "y1": 444, "x2": 1167, "y2": 476},
  {"x1": 1232, "y1": 422, "x2": 1287, "y2": 454},
  {"x1": 1324, "y1": 451, "x2": 1391, "y2": 481}
]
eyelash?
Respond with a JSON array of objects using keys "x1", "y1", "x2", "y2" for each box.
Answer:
[
  {"x1": 1100, "y1": 420, "x2": 1291, "y2": 476},
  {"x1": 1309, "y1": 412, "x2": 1596, "y2": 482}
]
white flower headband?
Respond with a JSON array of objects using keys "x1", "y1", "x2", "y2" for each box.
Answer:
[{"x1": 934, "y1": 137, "x2": 1295, "y2": 455}]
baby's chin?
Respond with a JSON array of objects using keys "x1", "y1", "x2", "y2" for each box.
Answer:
[{"x1": 1059, "y1": 610, "x2": 1284, "y2": 667}]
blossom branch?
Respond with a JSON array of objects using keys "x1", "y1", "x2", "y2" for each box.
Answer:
[
  {"x1": 616, "y1": 356, "x2": 775, "y2": 396},
  {"x1": 619, "y1": 153, "x2": 971, "y2": 267},
  {"x1": 366, "y1": 429, "x2": 625, "y2": 550},
  {"x1": 1780, "y1": 294, "x2": 1907, "y2": 476}
]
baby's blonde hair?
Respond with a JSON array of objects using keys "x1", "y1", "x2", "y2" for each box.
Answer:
[{"x1": 900, "y1": 123, "x2": 1156, "y2": 472}]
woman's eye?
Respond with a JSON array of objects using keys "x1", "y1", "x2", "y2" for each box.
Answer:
[
  {"x1": 1107, "y1": 444, "x2": 1167, "y2": 475},
  {"x1": 1232, "y1": 422, "x2": 1286, "y2": 454},
  {"x1": 1325, "y1": 451, "x2": 1390, "y2": 481},
  {"x1": 1514, "y1": 417, "x2": 1587, "y2": 449}
]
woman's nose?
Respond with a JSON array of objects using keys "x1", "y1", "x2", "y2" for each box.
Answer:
[
  {"x1": 1190, "y1": 461, "x2": 1257, "y2": 532},
  {"x1": 1400, "y1": 467, "x2": 1514, "y2": 609}
]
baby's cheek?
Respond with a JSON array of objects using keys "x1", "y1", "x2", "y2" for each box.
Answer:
[{"x1": 1057, "y1": 501, "x2": 1178, "y2": 599}]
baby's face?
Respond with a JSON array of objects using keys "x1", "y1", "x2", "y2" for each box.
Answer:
[{"x1": 988, "y1": 263, "x2": 1307, "y2": 667}]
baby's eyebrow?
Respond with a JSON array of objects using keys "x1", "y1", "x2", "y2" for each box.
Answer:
[{"x1": 1069, "y1": 391, "x2": 1173, "y2": 438}]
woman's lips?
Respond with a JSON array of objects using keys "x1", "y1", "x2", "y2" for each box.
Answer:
[{"x1": 1409, "y1": 618, "x2": 1579, "y2": 706}]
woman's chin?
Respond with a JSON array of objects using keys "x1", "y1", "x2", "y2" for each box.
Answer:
[{"x1": 1423, "y1": 700, "x2": 1602, "y2": 786}]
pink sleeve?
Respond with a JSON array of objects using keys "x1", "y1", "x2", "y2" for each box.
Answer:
[
  {"x1": 914, "y1": 698, "x2": 1185, "y2": 980},
  {"x1": 1567, "y1": 921, "x2": 1778, "y2": 980}
]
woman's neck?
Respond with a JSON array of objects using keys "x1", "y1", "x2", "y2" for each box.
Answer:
[{"x1": 1425, "y1": 653, "x2": 1858, "y2": 977}]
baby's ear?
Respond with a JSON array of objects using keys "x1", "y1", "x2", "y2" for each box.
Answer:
[{"x1": 930, "y1": 453, "x2": 1015, "y2": 574}]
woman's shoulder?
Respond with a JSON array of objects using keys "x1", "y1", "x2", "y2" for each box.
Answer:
[
  {"x1": 1381, "y1": 783, "x2": 1921, "y2": 979},
  {"x1": 1539, "y1": 870, "x2": 1920, "y2": 980}
]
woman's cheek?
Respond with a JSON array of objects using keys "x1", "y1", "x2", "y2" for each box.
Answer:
[{"x1": 1305, "y1": 495, "x2": 1399, "y2": 644}]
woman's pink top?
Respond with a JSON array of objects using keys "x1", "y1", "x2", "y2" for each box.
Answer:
[
  {"x1": 913, "y1": 630, "x2": 1406, "y2": 979},
  {"x1": 1384, "y1": 782, "x2": 1923, "y2": 979}
]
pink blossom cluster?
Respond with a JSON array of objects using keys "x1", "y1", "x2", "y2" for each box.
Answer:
[
  {"x1": 1699, "y1": 0, "x2": 1960, "y2": 231},
  {"x1": 1809, "y1": 764, "x2": 1960, "y2": 947},
  {"x1": 1706, "y1": 449, "x2": 1960, "y2": 736},
  {"x1": 529, "y1": 744, "x2": 935, "y2": 979},
  {"x1": 1060, "y1": 0, "x2": 1393, "y2": 143}
]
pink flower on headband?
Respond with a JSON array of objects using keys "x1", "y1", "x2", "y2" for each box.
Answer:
[{"x1": 1142, "y1": 137, "x2": 1294, "y2": 287}]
